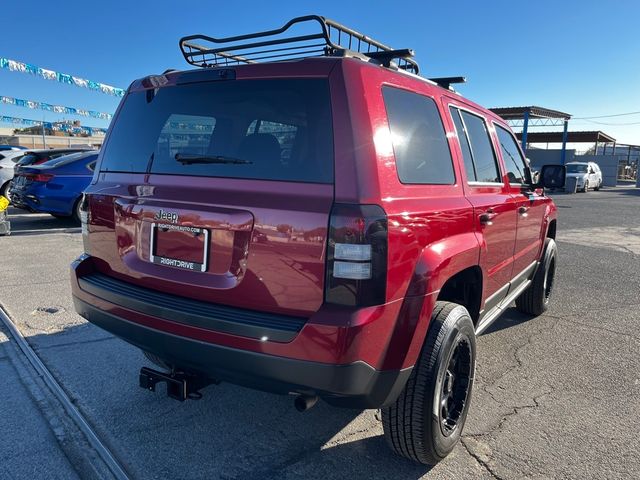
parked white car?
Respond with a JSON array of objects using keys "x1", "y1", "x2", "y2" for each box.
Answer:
[
  {"x1": 0, "y1": 149, "x2": 29, "y2": 199},
  {"x1": 566, "y1": 161, "x2": 602, "y2": 192}
]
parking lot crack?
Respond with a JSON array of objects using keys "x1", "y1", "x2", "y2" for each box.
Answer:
[
  {"x1": 469, "y1": 321, "x2": 558, "y2": 440},
  {"x1": 463, "y1": 388, "x2": 553, "y2": 479},
  {"x1": 485, "y1": 320, "x2": 556, "y2": 394},
  {"x1": 467, "y1": 387, "x2": 554, "y2": 440},
  {"x1": 461, "y1": 437, "x2": 504, "y2": 480}
]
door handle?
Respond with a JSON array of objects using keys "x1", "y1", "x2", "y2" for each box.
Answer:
[
  {"x1": 518, "y1": 206, "x2": 529, "y2": 217},
  {"x1": 479, "y1": 210, "x2": 497, "y2": 226}
]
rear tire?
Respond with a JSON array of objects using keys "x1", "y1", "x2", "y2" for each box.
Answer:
[
  {"x1": 382, "y1": 301, "x2": 476, "y2": 465},
  {"x1": 72, "y1": 197, "x2": 83, "y2": 225},
  {"x1": 594, "y1": 181, "x2": 601, "y2": 191},
  {"x1": 516, "y1": 238, "x2": 557, "y2": 316},
  {"x1": 0, "y1": 181, "x2": 11, "y2": 201}
]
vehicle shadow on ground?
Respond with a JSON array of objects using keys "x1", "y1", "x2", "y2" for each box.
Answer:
[
  {"x1": 482, "y1": 307, "x2": 532, "y2": 335},
  {"x1": 20, "y1": 323, "x2": 434, "y2": 479},
  {"x1": 5, "y1": 207, "x2": 79, "y2": 236}
]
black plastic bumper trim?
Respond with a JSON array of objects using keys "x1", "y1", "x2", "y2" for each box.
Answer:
[
  {"x1": 78, "y1": 272, "x2": 306, "y2": 343},
  {"x1": 73, "y1": 297, "x2": 412, "y2": 408}
]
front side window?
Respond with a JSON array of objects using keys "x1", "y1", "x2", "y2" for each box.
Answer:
[
  {"x1": 382, "y1": 86, "x2": 455, "y2": 185},
  {"x1": 495, "y1": 124, "x2": 529, "y2": 185}
]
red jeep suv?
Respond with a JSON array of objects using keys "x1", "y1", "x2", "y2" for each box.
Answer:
[{"x1": 71, "y1": 16, "x2": 564, "y2": 464}]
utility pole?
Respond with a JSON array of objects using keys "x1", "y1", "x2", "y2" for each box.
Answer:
[{"x1": 41, "y1": 115, "x2": 46, "y2": 149}]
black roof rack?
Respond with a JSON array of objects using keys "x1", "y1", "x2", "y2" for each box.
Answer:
[
  {"x1": 179, "y1": 15, "x2": 420, "y2": 74},
  {"x1": 429, "y1": 76, "x2": 467, "y2": 90}
]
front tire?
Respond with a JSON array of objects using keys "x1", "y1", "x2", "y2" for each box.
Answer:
[
  {"x1": 583, "y1": 180, "x2": 589, "y2": 192},
  {"x1": 516, "y1": 238, "x2": 557, "y2": 316},
  {"x1": 382, "y1": 301, "x2": 476, "y2": 465}
]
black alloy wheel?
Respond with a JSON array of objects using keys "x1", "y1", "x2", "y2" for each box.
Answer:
[{"x1": 439, "y1": 336, "x2": 472, "y2": 436}]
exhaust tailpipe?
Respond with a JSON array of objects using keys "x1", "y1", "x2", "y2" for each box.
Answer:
[{"x1": 294, "y1": 395, "x2": 318, "y2": 412}]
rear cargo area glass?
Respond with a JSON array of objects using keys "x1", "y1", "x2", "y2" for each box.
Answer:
[{"x1": 100, "y1": 79, "x2": 334, "y2": 183}]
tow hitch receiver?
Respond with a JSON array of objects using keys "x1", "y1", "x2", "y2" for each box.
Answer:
[{"x1": 139, "y1": 367, "x2": 214, "y2": 401}]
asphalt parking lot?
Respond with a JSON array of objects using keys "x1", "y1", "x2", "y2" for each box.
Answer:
[{"x1": 1, "y1": 188, "x2": 639, "y2": 480}]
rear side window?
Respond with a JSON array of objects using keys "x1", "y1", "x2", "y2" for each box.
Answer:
[
  {"x1": 450, "y1": 108, "x2": 476, "y2": 181},
  {"x1": 382, "y1": 86, "x2": 454, "y2": 185},
  {"x1": 451, "y1": 108, "x2": 501, "y2": 183},
  {"x1": 100, "y1": 79, "x2": 334, "y2": 183},
  {"x1": 495, "y1": 124, "x2": 528, "y2": 185}
]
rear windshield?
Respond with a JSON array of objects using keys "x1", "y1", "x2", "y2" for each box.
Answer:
[
  {"x1": 100, "y1": 79, "x2": 334, "y2": 183},
  {"x1": 16, "y1": 154, "x2": 42, "y2": 166},
  {"x1": 41, "y1": 151, "x2": 98, "y2": 168},
  {"x1": 17, "y1": 151, "x2": 80, "y2": 166},
  {"x1": 566, "y1": 164, "x2": 588, "y2": 173}
]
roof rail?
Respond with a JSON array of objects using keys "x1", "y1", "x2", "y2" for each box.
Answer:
[{"x1": 179, "y1": 15, "x2": 420, "y2": 74}]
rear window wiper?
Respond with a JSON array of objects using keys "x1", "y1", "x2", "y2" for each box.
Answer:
[{"x1": 174, "y1": 153, "x2": 253, "y2": 165}]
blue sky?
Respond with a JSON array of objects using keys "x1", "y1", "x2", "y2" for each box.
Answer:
[{"x1": 2, "y1": 0, "x2": 639, "y2": 144}]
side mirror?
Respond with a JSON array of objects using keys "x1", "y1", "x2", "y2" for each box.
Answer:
[
  {"x1": 536, "y1": 164, "x2": 566, "y2": 189},
  {"x1": 531, "y1": 170, "x2": 540, "y2": 184}
]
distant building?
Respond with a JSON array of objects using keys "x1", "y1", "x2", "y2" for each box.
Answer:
[{"x1": 0, "y1": 122, "x2": 104, "y2": 149}]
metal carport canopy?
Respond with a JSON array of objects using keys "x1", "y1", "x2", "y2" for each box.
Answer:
[
  {"x1": 514, "y1": 130, "x2": 616, "y2": 144},
  {"x1": 490, "y1": 105, "x2": 572, "y2": 163},
  {"x1": 490, "y1": 106, "x2": 571, "y2": 120}
]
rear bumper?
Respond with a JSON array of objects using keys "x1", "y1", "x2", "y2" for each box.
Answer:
[
  {"x1": 71, "y1": 255, "x2": 414, "y2": 408},
  {"x1": 10, "y1": 188, "x2": 72, "y2": 216},
  {"x1": 8, "y1": 191, "x2": 35, "y2": 211},
  {"x1": 73, "y1": 298, "x2": 411, "y2": 408}
]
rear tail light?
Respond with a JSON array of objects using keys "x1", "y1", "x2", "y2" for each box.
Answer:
[
  {"x1": 325, "y1": 204, "x2": 388, "y2": 307},
  {"x1": 31, "y1": 173, "x2": 53, "y2": 183},
  {"x1": 79, "y1": 194, "x2": 91, "y2": 254}
]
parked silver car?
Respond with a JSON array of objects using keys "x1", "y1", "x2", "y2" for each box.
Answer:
[
  {"x1": 0, "y1": 149, "x2": 29, "y2": 199},
  {"x1": 566, "y1": 161, "x2": 602, "y2": 192}
]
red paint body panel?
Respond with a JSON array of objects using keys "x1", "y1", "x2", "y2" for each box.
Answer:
[
  {"x1": 75, "y1": 56, "x2": 558, "y2": 384},
  {"x1": 86, "y1": 173, "x2": 332, "y2": 317}
]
